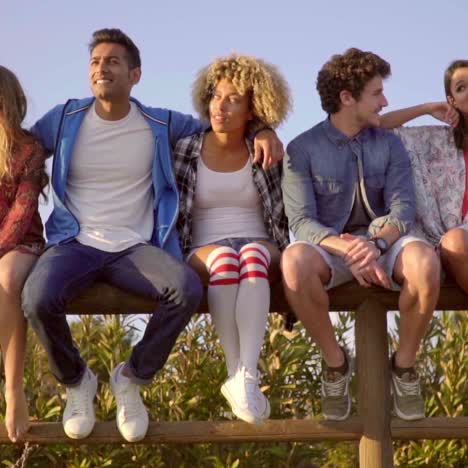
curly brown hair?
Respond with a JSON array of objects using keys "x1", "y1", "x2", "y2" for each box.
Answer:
[
  {"x1": 317, "y1": 48, "x2": 391, "y2": 114},
  {"x1": 192, "y1": 54, "x2": 292, "y2": 133}
]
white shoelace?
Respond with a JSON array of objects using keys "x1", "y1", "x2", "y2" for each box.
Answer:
[
  {"x1": 116, "y1": 383, "x2": 142, "y2": 420},
  {"x1": 397, "y1": 374, "x2": 421, "y2": 396},
  {"x1": 67, "y1": 385, "x2": 91, "y2": 416},
  {"x1": 323, "y1": 374, "x2": 347, "y2": 397}
]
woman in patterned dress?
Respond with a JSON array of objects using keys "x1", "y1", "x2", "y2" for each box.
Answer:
[
  {"x1": 0, "y1": 66, "x2": 48, "y2": 441},
  {"x1": 381, "y1": 60, "x2": 468, "y2": 291},
  {"x1": 173, "y1": 54, "x2": 291, "y2": 424}
]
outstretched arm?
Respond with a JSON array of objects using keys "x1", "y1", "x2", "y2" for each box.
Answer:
[{"x1": 380, "y1": 102, "x2": 458, "y2": 129}]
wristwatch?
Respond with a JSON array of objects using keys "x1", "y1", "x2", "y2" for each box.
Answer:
[{"x1": 369, "y1": 237, "x2": 389, "y2": 255}]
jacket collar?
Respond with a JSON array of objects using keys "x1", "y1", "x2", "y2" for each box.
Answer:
[{"x1": 322, "y1": 117, "x2": 370, "y2": 147}]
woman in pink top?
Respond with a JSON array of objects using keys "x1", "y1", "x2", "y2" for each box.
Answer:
[
  {"x1": 381, "y1": 59, "x2": 468, "y2": 292},
  {"x1": 0, "y1": 66, "x2": 48, "y2": 441}
]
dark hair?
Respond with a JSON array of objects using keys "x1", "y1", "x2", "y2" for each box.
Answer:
[
  {"x1": 88, "y1": 28, "x2": 141, "y2": 69},
  {"x1": 444, "y1": 59, "x2": 468, "y2": 150},
  {"x1": 316, "y1": 48, "x2": 391, "y2": 114}
]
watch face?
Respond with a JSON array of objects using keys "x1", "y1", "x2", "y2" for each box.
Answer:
[{"x1": 375, "y1": 238, "x2": 388, "y2": 252}]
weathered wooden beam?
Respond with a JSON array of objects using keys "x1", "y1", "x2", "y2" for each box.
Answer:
[
  {"x1": 64, "y1": 281, "x2": 468, "y2": 316},
  {"x1": 356, "y1": 298, "x2": 394, "y2": 468},
  {"x1": 1, "y1": 417, "x2": 466, "y2": 445}
]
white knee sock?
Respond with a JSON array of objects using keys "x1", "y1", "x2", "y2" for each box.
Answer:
[
  {"x1": 206, "y1": 246, "x2": 240, "y2": 377},
  {"x1": 235, "y1": 243, "x2": 271, "y2": 374}
]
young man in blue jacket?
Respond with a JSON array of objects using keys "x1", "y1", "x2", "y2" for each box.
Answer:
[
  {"x1": 22, "y1": 28, "x2": 282, "y2": 442},
  {"x1": 281, "y1": 48, "x2": 440, "y2": 422}
]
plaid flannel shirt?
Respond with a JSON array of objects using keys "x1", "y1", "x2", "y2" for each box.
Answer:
[{"x1": 173, "y1": 132, "x2": 289, "y2": 257}]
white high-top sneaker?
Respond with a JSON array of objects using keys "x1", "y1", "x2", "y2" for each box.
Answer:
[
  {"x1": 63, "y1": 368, "x2": 98, "y2": 439},
  {"x1": 110, "y1": 362, "x2": 149, "y2": 442},
  {"x1": 221, "y1": 366, "x2": 270, "y2": 424}
]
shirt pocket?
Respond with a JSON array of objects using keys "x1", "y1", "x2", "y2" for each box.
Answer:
[{"x1": 312, "y1": 176, "x2": 344, "y2": 195}]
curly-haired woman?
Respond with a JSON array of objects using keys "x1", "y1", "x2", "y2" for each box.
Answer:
[
  {"x1": 173, "y1": 54, "x2": 291, "y2": 424},
  {"x1": 381, "y1": 60, "x2": 468, "y2": 293},
  {"x1": 0, "y1": 66, "x2": 48, "y2": 441}
]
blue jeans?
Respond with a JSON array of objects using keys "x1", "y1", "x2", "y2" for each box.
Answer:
[{"x1": 22, "y1": 241, "x2": 203, "y2": 385}]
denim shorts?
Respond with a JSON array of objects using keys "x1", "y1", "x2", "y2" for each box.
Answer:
[
  {"x1": 287, "y1": 234, "x2": 431, "y2": 291},
  {"x1": 186, "y1": 237, "x2": 270, "y2": 261}
]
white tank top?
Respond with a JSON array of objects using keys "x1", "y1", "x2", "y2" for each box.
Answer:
[{"x1": 192, "y1": 157, "x2": 268, "y2": 247}]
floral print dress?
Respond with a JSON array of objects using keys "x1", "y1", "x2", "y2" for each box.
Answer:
[
  {"x1": 0, "y1": 140, "x2": 46, "y2": 258},
  {"x1": 392, "y1": 125, "x2": 466, "y2": 246}
]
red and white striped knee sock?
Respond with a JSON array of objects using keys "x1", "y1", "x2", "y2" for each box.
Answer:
[
  {"x1": 236, "y1": 243, "x2": 271, "y2": 373},
  {"x1": 206, "y1": 246, "x2": 240, "y2": 377}
]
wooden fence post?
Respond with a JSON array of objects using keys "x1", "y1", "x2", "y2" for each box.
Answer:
[{"x1": 356, "y1": 298, "x2": 394, "y2": 468}]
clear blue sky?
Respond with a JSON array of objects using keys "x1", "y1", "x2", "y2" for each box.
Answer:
[
  {"x1": 2, "y1": 0, "x2": 467, "y2": 218},
  {"x1": 3, "y1": 0, "x2": 467, "y2": 139}
]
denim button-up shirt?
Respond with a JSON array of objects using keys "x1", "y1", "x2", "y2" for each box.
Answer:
[{"x1": 282, "y1": 118, "x2": 415, "y2": 245}]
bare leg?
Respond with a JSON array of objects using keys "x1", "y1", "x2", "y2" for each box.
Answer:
[
  {"x1": 0, "y1": 250, "x2": 37, "y2": 442},
  {"x1": 393, "y1": 242, "x2": 440, "y2": 368},
  {"x1": 440, "y1": 227, "x2": 468, "y2": 293},
  {"x1": 281, "y1": 244, "x2": 344, "y2": 367}
]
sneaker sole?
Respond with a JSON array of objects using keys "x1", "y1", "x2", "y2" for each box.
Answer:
[
  {"x1": 221, "y1": 384, "x2": 262, "y2": 425},
  {"x1": 322, "y1": 392, "x2": 352, "y2": 421},
  {"x1": 392, "y1": 391, "x2": 425, "y2": 421}
]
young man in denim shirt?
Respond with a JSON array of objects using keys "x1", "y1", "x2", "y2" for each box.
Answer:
[{"x1": 281, "y1": 48, "x2": 440, "y2": 421}]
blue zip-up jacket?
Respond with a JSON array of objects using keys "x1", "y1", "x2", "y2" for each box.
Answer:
[{"x1": 31, "y1": 97, "x2": 204, "y2": 260}]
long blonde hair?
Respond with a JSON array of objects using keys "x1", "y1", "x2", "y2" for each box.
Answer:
[{"x1": 0, "y1": 65, "x2": 35, "y2": 179}]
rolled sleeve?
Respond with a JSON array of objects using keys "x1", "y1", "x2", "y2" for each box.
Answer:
[
  {"x1": 282, "y1": 142, "x2": 338, "y2": 244},
  {"x1": 376, "y1": 134, "x2": 415, "y2": 235}
]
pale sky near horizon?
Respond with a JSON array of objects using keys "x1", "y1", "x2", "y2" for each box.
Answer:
[{"x1": 2, "y1": 0, "x2": 467, "y2": 220}]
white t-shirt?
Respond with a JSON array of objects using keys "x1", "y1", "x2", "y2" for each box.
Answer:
[
  {"x1": 65, "y1": 102, "x2": 155, "y2": 252},
  {"x1": 192, "y1": 157, "x2": 268, "y2": 247}
]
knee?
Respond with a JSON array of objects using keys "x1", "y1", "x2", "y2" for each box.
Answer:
[
  {"x1": 178, "y1": 266, "x2": 203, "y2": 312},
  {"x1": 0, "y1": 268, "x2": 23, "y2": 299},
  {"x1": 404, "y1": 243, "x2": 441, "y2": 294},
  {"x1": 441, "y1": 228, "x2": 468, "y2": 258},
  {"x1": 21, "y1": 274, "x2": 55, "y2": 322},
  {"x1": 281, "y1": 244, "x2": 324, "y2": 289}
]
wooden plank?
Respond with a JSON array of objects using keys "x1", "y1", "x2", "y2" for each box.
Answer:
[
  {"x1": 64, "y1": 281, "x2": 468, "y2": 316},
  {"x1": 356, "y1": 298, "x2": 394, "y2": 468},
  {"x1": 391, "y1": 417, "x2": 468, "y2": 440},
  {"x1": 0, "y1": 418, "x2": 363, "y2": 445},
  {"x1": 1, "y1": 417, "x2": 466, "y2": 445}
]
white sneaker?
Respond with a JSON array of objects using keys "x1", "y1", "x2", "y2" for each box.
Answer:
[
  {"x1": 63, "y1": 368, "x2": 98, "y2": 439},
  {"x1": 110, "y1": 362, "x2": 149, "y2": 442},
  {"x1": 221, "y1": 366, "x2": 270, "y2": 424}
]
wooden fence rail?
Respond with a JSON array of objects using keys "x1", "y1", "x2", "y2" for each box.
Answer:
[{"x1": 1, "y1": 281, "x2": 467, "y2": 468}]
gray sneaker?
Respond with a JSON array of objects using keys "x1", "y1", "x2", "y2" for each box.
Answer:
[
  {"x1": 391, "y1": 369, "x2": 425, "y2": 421},
  {"x1": 321, "y1": 353, "x2": 352, "y2": 421}
]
